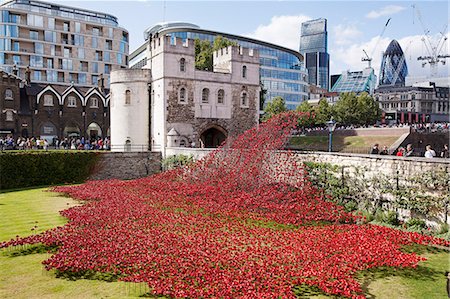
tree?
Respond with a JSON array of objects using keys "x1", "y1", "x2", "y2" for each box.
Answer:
[
  {"x1": 295, "y1": 100, "x2": 315, "y2": 126},
  {"x1": 315, "y1": 98, "x2": 332, "y2": 125},
  {"x1": 332, "y1": 92, "x2": 381, "y2": 126},
  {"x1": 262, "y1": 96, "x2": 287, "y2": 121},
  {"x1": 194, "y1": 36, "x2": 238, "y2": 71}
]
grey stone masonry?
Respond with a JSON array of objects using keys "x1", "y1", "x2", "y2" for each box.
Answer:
[{"x1": 89, "y1": 152, "x2": 161, "y2": 180}]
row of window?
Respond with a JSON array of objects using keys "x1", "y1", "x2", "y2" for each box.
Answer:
[
  {"x1": 43, "y1": 94, "x2": 99, "y2": 108},
  {"x1": 177, "y1": 87, "x2": 249, "y2": 107}
]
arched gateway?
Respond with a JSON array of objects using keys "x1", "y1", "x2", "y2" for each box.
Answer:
[{"x1": 200, "y1": 126, "x2": 227, "y2": 148}]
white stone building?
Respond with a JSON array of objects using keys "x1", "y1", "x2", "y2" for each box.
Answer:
[{"x1": 110, "y1": 36, "x2": 260, "y2": 155}]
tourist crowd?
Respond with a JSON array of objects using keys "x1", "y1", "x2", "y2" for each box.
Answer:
[
  {"x1": 0, "y1": 136, "x2": 111, "y2": 151},
  {"x1": 370, "y1": 143, "x2": 449, "y2": 158}
]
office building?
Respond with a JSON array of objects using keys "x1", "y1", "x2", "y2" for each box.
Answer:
[
  {"x1": 299, "y1": 18, "x2": 330, "y2": 90},
  {"x1": 129, "y1": 22, "x2": 308, "y2": 110},
  {"x1": 379, "y1": 40, "x2": 408, "y2": 87},
  {"x1": 331, "y1": 68, "x2": 377, "y2": 95},
  {"x1": 0, "y1": 0, "x2": 129, "y2": 87}
]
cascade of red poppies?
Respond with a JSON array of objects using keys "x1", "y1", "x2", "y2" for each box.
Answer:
[{"x1": 1, "y1": 112, "x2": 448, "y2": 299}]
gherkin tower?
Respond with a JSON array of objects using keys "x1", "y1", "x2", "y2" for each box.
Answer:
[{"x1": 379, "y1": 40, "x2": 408, "y2": 86}]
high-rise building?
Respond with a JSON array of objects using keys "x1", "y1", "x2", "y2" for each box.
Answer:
[
  {"x1": 379, "y1": 40, "x2": 408, "y2": 87},
  {"x1": 299, "y1": 18, "x2": 330, "y2": 90},
  {"x1": 129, "y1": 22, "x2": 309, "y2": 110},
  {"x1": 0, "y1": 0, "x2": 129, "y2": 87}
]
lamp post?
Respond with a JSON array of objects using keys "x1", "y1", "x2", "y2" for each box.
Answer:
[{"x1": 326, "y1": 118, "x2": 336, "y2": 152}]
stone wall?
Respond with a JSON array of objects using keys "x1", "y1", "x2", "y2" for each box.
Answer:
[{"x1": 89, "y1": 151, "x2": 161, "y2": 180}]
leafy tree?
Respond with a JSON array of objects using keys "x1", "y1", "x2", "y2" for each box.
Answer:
[
  {"x1": 262, "y1": 96, "x2": 287, "y2": 121},
  {"x1": 295, "y1": 100, "x2": 315, "y2": 126},
  {"x1": 356, "y1": 92, "x2": 382, "y2": 125},
  {"x1": 194, "y1": 36, "x2": 238, "y2": 71},
  {"x1": 332, "y1": 92, "x2": 360, "y2": 125},
  {"x1": 315, "y1": 98, "x2": 332, "y2": 125}
]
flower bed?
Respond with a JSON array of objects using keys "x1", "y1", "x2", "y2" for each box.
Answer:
[{"x1": 1, "y1": 112, "x2": 448, "y2": 299}]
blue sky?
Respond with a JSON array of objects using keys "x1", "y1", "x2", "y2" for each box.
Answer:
[{"x1": 52, "y1": 1, "x2": 449, "y2": 79}]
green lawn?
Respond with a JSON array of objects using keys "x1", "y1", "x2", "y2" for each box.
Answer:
[
  {"x1": 0, "y1": 188, "x2": 448, "y2": 299},
  {"x1": 290, "y1": 135, "x2": 400, "y2": 153}
]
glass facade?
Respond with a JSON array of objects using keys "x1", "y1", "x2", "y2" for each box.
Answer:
[
  {"x1": 331, "y1": 68, "x2": 377, "y2": 95},
  {"x1": 379, "y1": 40, "x2": 408, "y2": 87},
  {"x1": 133, "y1": 23, "x2": 308, "y2": 109},
  {"x1": 299, "y1": 18, "x2": 329, "y2": 90}
]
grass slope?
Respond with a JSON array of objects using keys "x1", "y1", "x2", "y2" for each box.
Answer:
[{"x1": 0, "y1": 188, "x2": 448, "y2": 299}]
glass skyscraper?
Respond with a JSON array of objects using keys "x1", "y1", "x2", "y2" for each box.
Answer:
[
  {"x1": 379, "y1": 39, "x2": 408, "y2": 87},
  {"x1": 299, "y1": 18, "x2": 329, "y2": 90},
  {"x1": 130, "y1": 22, "x2": 309, "y2": 110}
]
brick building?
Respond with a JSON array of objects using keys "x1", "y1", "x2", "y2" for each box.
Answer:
[{"x1": 0, "y1": 69, "x2": 109, "y2": 141}]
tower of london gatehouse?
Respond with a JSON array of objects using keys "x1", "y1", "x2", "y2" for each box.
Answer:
[{"x1": 110, "y1": 35, "x2": 260, "y2": 155}]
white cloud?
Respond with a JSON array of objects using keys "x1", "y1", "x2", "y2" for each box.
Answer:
[
  {"x1": 244, "y1": 15, "x2": 311, "y2": 51},
  {"x1": 330, "y1": 33, "x2": 449, "y2": 80},
  {"x1": 366, "y1": 5, "x2": 406, "y2": 19},
  {"x1": 333, "y1": 24, "x2": 363, "y2": 46}
]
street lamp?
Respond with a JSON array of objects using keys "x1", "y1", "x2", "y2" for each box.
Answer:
[{"x1": 326, "y1": 117, "x2": 336, "y2": 152}]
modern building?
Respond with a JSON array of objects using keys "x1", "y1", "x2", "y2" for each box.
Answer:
[
  {"x1": 299, "y1": 18, "x2": 329, "y2": 90},
  {"x1": 0, "y1": 69, "x2": 110, "y2": 141},
  {"x1": 330, "y1": 67, "x2": 377, "y2": 95},
  {"x1": 0, "y1": 0, "x2": 129, "y2": 87},
  {"x1": 129, "y1": 22, "x2": 308, "y2": 110},
  {"x1": 379, "y1": 39, "x2": 408, "y2": 87},
  {"x1": 375, "y1": 82, "x2": 449, "y2": 123},
  {"x1": 111, "y1": 36, "x2": 260, "y2": 154}
]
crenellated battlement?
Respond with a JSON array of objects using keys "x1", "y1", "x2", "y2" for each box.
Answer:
[
  {"x1": 213, "y1": 46, "x2": 259, "y2": 63},
  {"x1": 149, "y1": 35, "x2": 195, "y2": 56}
]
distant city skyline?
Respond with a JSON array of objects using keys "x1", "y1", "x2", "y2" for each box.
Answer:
[{"x1": 23, "y1": 1, "x2": 450, "y2": 80}]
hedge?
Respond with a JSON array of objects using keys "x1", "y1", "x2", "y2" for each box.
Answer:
[{"x1": 0, "y1": 151, "x2": 100, "y2": 190}]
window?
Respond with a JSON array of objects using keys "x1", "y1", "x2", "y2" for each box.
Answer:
[
  {"x1": 241, "y1": 92, "x2": 248, "y2": 107},
  {"x1": 105, "y1": 40, "x2": 112, "y2": 50},
  {"x1": 201, "y1": 88, "x2": 209, "y2": 104},
  {"x1": 104, "y1": 64, "x2": 111, "y2": 74},
  {"x1": 242, "y1": 65, "x2": 247, "y2": 78},
  {"x1": 12, "y1": 41, "x2": 19, "y2": 51},
  {"x1": 74, "y1": 35, "x2": 84, "y2": 46},
  {"x1": 75, "y1": 22, "x2": 81, "y2": 33},
  {"x1": 117, "y1": 53, "x2": 123, "y2": 64},
  {"x1": 63, "y1": 22, "x2": 70, "y2": 32},
  {"x1": 78, "y1": 48, "x2": 85, "y2": 59},
  {"x1": 33, "y1": 70, "x2": 42, "y2": 81},
  {"x1": 90, "y1": 97, "x2": 99, "y2": 108},
  {"x1": 63, "y1": 47, "x2": 71, "y2": 58},
  {"x1": 67, "y1": 96, "x2": 77, "y2": 107},
  {"x1": 5, "y1": 89, "x2": 13, "y2": 100},
  {"x1": 48, "y1": 18, "x2": 55, "y2": 30},
  {"x1": 29, "y1": 30, "x2": 39, "y2": 40},
  {"x1": 47, "y1": 58, "x2": 53, "y2": 68},
  {"x1": 108, "y1": 27, "x2": 114, "y2": 38},
  {"x1": 180, "y1": 58, "x2": 186, "y2": 72},
  {"x1": 179, "y1": 87, "x2": 186, "y2": 103},
  {"x1": 27, "y1": 14, "x2": 43, "y2": 27},
  {"x1": 44, "y1": 94, "x2": 53, "y2": 106},
  {"x1": 92, "y1": 37, "x2": 98, "y2": 48},
  {"x1": 5, "y1": 110, "x2": 13, "y2": 121},
  {"x1": 79, "y1": 73, "x2": 86, "y2": 84},
  {"x1": 35, "y1": 43, "x2": 43, "y2": 54},
  {"x1": 92, "y1": 62, "x2": 98, "y2": 73},
  {"x1": 95, "y1": 51, "x2": 102, "y2": 61},
  {"x1": 12, "y1": 55, "x2": 20, "y2": 65},
  {"x1": 104, "y1": 51, "x2": 110, "y2": 62},
  {"x1": 92, "y1": 27, "x2": 100, "y2": 36},
  {"x1": 217, "y1": 89, "x2": 224, "y2": 104},
  {"x1": 44, "y1": 31, "x2": 56, "y2": 42},
  {"x1": 46, "y1": 70, "x2": 57, "y2": 82},
  {"x1": 50, "y1": 45, "x2": 55, "y2": 56},
  {"x1": 125, "y1": 90, "x2": 131, "y2": 104}
]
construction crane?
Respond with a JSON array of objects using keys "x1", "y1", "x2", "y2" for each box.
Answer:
[
  {"x1": 413, "y1": 4, "x2": 449, "y2": 77},
  {"x1": 362, "y1": 18, "x2": 391, "y2": 68}
]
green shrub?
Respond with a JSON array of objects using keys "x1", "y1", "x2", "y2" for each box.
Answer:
[
  {"x1": 375, "y1": 209, "x2": 400, "y2": 226},
  {"x1": 0, "y1": 151, "x2": 99, "y2": 190},
  {"x1": 438, "y1": 222, "x2": 449, "y2": 235},
  {"x1": 162, "y1": 154, "x2": 194, "y2": 171},
  {"x1": 406, "y1": 218, "x2": 427, "y2": 229}
]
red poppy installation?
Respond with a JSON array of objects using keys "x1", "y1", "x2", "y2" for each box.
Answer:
[{"x1": 1, "y1": 112, "x2": 448, "y2": 299}]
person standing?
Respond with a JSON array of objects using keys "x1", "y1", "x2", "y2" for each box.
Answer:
[
  {"x1": 441, "y1": 144, "x2": 449, "y2": 158},
  {"x1": 379, "y1": 146, "x2": 389, "y2": 155},
  {"x1": 405, "y1": 144, "x2": 414, "y2": 157},
  {"x1": 396, "y1": 147, "x2": 405, "y2": 157},
  {"x1": 370, "y1": 144, "x2": 379, "y2": 154},
  {"x1": 424, "y1": 145, "x2": 436, "y2": 158}
]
